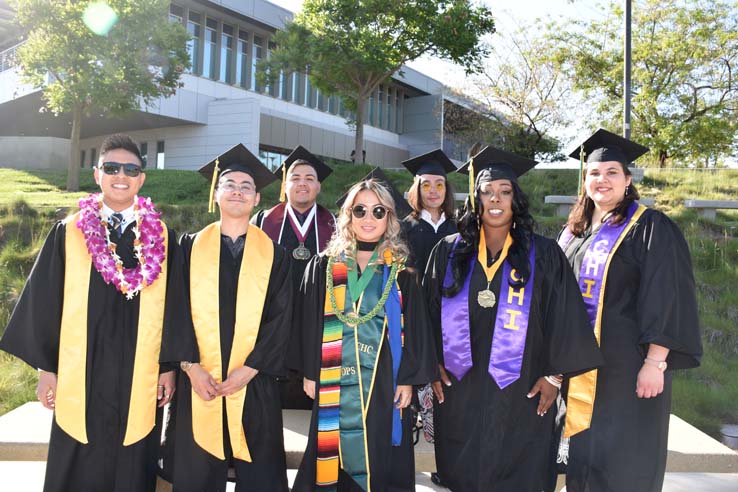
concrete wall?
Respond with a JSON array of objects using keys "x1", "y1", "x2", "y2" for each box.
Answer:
[
  {"x1": 400, "y1": 94, "x2": 443, "y2": 157},
  {"x1": 0, "y1": 136, "x2": 68, "y2": 169}
]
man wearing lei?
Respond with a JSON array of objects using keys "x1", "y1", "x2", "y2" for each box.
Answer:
[
  {"x1": 292, "y1": 179, "x2": 437, "y2": 492},
  {"x1": 0, "y1": 134, "x2": 189, "y2": 492},
  {"x1": 169, "y1": 144, "x2": 293, "y2": 492},
  {"x1": 251, "y1": 145, "x2": 335, "y2": 410}
]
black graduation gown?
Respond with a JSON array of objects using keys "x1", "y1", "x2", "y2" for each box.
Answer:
[
  {"x1": 424, "y1": 233, "x2": 603, "y2": 492},
  {"x1": 252, "y1": 208, "x2": 333, "y2": 410},
  {"x1": 402, "y1": 214, "x2": 457, "y2": 273},
  {"x1": 0, "y1": 220, "x2": 188, "y2": 492},
  {"x1": 169, "y1": 232, "x2": 292, "y2": 492},
  {"x1": 292, "y1": 256, "x2": 438, "y2": 492},
  {"x1": 560, "y1": 209, "x2": 702, "y2": 492}
]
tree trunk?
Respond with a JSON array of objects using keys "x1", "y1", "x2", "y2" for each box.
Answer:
[
  {"x1": 353, "y1": 95, "x2": 367, "y2": 165},
  {"x1": 66, "y1": 104, "x2": 83, "y2": 191},
  {"x1": 658, "y1": 149, "x2": 668, "y2": 168}
]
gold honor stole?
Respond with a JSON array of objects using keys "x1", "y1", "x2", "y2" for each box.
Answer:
[
  {"x1": 562, "y1": 203, "x2": 646, "y2": 437},
  {"x1": 189, "y1": 223, "x2": 274, "y2": 461},
  {"x1": 56, "y1": 211, "x2": 168, "y2": 446}
]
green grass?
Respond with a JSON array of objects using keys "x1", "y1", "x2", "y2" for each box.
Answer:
[{"x1": 0, "y1": 166, "x2": 736, "y2": 439}]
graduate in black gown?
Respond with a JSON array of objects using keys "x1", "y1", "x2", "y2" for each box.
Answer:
[
  {"x1": 424, "y1": 146, "x2": 603, "y2": 492},
  {"x1": 170, "y1": 144, "x2": 293, "y2": 492},
  {"x1": 292, "y1": 179, "x2": 438, "y2": 492},
  {"x1": 0, "y1": 134, "x2": 187, "y2": 492},
  {"x1": 252, "y1": 146, "x2": 335, "y2": 410},
  {"x1": 559, "y1": 130, "x2": 702, "y2": 492}
]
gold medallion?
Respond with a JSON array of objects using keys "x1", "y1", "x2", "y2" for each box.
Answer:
[
  {"x1": 292, "y1": 243, "x2": 312, "y2": 261},
  {"x1": 477, "y1": 289, "x2": 496, "y2": 308}
]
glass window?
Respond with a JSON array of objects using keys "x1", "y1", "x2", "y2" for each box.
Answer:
[
  {"x1": 236, "y1": 29, "x2": 249, "y2": 89},
  {"x1": 396, "y1": 92, "x2": 404, "y2": 132},
  {"x1": 220, "y1": 24, "x2": 234, "y2": 84},
  {"x1": 202, "y1": 18, "x2": 217, "y2": 79},
  {"x1": 169, "y1": 4, "x2": 183, "y2": 23},
  {"x1": 140, "y1": 142, "x2": 148, "y2": 167},
  {"x1": 156, "y1": 141, "x2": 165, "y2": 170},
  {"x1": 267, "y1": 41, "x2": 282, "y2": 98},
  {"x1": 378, "y1": 86, "x2": 384, "y2": 128},
  {"x1": 80, "y1": 150, "x2": 86, "y2": 168},
  {"x1": 258, "y1": 149, "x2": 289, "y2": 171},
  {"x1": 293, "y1": 72, "x2": 304, "y2": 104},
  {"x1": 90, "y1": 148, "x2": 97, "y2": 168},
  {"x1": 251, "y1": 36, "x2": 263, "y2": 92},
  {"x1": 187, "y1": 12, "x2": 201, "y2": 74}
]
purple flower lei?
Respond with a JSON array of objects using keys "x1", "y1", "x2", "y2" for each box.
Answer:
[{"x1": 76, "y1": 193, "x2": 166, "y2": 300}]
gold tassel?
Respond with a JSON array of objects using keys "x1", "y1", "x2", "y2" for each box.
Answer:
[
  {"x1": 279, "y1": 163, "x2": 287, "y2": 202},
  {"x1": 468, "y1": 157, "x2": 475, "y2": 212},
  {"x1": 208, "y1": 158, "x2": 220, "y2": 214}
]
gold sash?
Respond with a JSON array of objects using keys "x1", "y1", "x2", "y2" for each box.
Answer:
[
  {"x1": 56, "y1": 211, "x2": 168, "y2": 445},
  {"x1": 189, "y1": 223, "x2": 274, "y2": 461},
  {"x1": 564, "y1": 205, "x2": 646, "y2": 437}
]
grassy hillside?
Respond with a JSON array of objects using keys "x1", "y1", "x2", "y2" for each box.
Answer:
[{"x1": 0, "y1": 166, "x2": 736, "y2": 437}]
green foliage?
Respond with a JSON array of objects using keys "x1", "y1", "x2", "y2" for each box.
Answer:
[
  {"x1": 263, "y1": 0, "x2": 495, "y2": 158},
  {"x1": 542, "y1": 0, "x2": 738, "y2": 167}
]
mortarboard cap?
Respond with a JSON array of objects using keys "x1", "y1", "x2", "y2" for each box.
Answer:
[
  {"x1": 401, "y1": 149, "x2": 456, "y2": 177},
  {"x1": 198, "y1": 144, "x2": 277, "y2": 213},
  {"x1": 569, "y1": 128, "x2": 649, "y2": 166},
  {"x1": 457, "y1": 146, "x2": 537, "y2": 212},
  {"x1": 336, "y1": 167, "x2": 413, "y2": 219},
  {"x1": 275, "y1": 145, "x2": 332, "y2": 202}
]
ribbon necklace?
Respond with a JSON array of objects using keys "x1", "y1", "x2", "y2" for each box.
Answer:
[{"x1": 286, "y1": 203, "x2": 317, "y2": 260}]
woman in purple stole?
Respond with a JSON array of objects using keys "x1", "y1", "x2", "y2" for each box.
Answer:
[
  {"x1": 424, "y1": 146, "x2": 603, "y2": 492},
  {"x1": 559, "y1": 129, "x2": 702, "y2": 492}
]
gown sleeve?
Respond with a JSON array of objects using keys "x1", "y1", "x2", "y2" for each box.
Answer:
[
  {"x1": 422, "y1": 235, "x2": 457, "y2": 366},
  {"x1": 0, "y1": 222, "x2": 66, "y2": 373},
  {"x1": 634, "y1": 210, "x2": 702, "y2": 369},
  {"x1": 168, "y1": 233, "x2": 201, "y2": 364},
  {"x1": 297, "y1": 256, "x2": 328, "y2": 381},
  {"x1": 536, "y1": 235, "x2": 604, "y2": 376},
  {"x1": 250, "y1": 210, "x2": 265, "y2": 228},
  {"x1": 244, "y1": 244, "x2": 294, "y2": 376},
  {"x1": 158, "y1": 228, "x2": 197, "y2": 367},
  {"x1": 397, "y1": 269, "x2": 439, "y2": 385}
]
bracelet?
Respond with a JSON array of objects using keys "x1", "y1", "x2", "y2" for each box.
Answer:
[{"x1": 544, "y1": 375, "x2": 562, "y2": 389}]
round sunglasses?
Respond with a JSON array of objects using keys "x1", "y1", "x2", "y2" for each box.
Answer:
[
  {"x1": 351, "y1": 204, "x2": 388, "y2": 220},
  {"x1": 100, "y1": 162, "x2": 143, "y2": 177}
]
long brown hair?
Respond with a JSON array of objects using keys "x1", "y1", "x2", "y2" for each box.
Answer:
[
  {"x1": 407, "y1": 175, "x2": 456, "y2": 220},
  {"x1": 567, "y1": 161, "x2": 640, "y2": 235}
]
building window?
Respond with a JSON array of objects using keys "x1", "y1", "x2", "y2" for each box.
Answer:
[
  {"x1": 187, "y1": 12, "x2": 202, "y2": 74},
  {"x1": 80, "y1": 150, "x2": 86, "y2": 168},
  {"x1": 169, "y1": 4, "x2": 183, "y2": 24},
  {"x1": 90, "y1": 148, "x2": 97, "y2": 168},
  {"x1": 267, "y1": 41, "x2": 281, "y2": 98},
  {"x1": 220, "y1": 24, "x2": 234, "y2": 84},
  {"x1": 378, "y1": 86, "x2": 385, "y2": 128},
  {"x1": 156, "y1": 141, "x2": 165, "y2": 169},
  {"x1": 258, "y1": 148, "x2": 288, "y2": 171},
  {"x1": 202, "y1": 18, "x2": 217, "y2": 79},
  {"x1": 236, "y1": 29, "x2": 250, "y2": 89},
  {"x1": 140, "y1": 142, "x2": 148, "y2": 167},
  {"x1": 396, "y1": 92, "x2": 404, "y2": 132},
  {"x1": 292, "y1": 72, "x2": 304, "y2": 104},
  {"x1": 251, "y1": 36, "x2": 264, "y2": 92}
]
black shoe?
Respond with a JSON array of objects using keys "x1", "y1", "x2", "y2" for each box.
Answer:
[{"x1": 431, "y1": 472, "x2": 447, "y2": 487}]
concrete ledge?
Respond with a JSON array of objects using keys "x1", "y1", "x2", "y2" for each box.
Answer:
[
  {"x1": 684, "y1": 199, "x2": 738, "y2": 220},
  {"x1": 2, "y1": 403, "x2": 737, "y2": 475},
  {"x1": 545, "y1": 195, "x2": 656, "y2": 217}
]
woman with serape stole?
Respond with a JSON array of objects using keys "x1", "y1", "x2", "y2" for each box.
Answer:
[
  {"x1": 424, "y1": 146, "x2": 603, "y2": 492},
  {"x1": 558, "y1": 129, "x2": 702, "y2": 492},
  {"x1": 292, "y1": 179, "x2": 437, "y2": 492}
]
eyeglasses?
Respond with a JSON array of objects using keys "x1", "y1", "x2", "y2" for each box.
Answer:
[
  {"x1": 219, "y1": 182, "x2": 256, "y2": 195},
  {"x1": 421, "y1": 181, "x2": 445, "y2": 193},
  {"x1": 100, "y1": 162, "x2": 143, "y2": 177},
  {"x1": 351, "y1": 204, "x2": 388, "y2": 220}
]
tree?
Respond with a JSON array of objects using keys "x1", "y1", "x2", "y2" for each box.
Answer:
[
  {"x1": 445, "y1": 26, "x2": 573, "y2": 161},
  {"x1": 544, "y1": 0, "x2": 738, "y2": 167},
  {"x1": 263, "y1": 0, "x2": 495, "y2": 163},
  {"x1": 13, "y1": 0, "x2": 190, "y2": 190}
]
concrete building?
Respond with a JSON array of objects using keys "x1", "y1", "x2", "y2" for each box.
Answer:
[{"x1": 0, "y1": 0, "x2": 480, "y2": 171}]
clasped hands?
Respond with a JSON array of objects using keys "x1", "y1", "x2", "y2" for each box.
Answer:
[{"x1": 188, "y1": 364, "x2": 259, "y2": 401}]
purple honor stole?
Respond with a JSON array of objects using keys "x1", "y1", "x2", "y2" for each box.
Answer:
[{"x1": 441, "y1": 237, "x2": 537, "y2": 389}]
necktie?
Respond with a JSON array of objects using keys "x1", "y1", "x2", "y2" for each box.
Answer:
[{"x1": 109, "y1": 212, "x2": 124, "y2": 238}]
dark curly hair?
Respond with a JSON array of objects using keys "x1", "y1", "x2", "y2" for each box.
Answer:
[{"x1": 443, "y1": 169, "x2": 536, "y2": 297}]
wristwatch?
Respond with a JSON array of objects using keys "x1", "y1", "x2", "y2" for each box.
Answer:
[
  {"x1": 644, "y1": 358, "x2": 667, "y2": 372},
  {"x1": 180, "y1": 361, "x2": 193, "y2": 372}
]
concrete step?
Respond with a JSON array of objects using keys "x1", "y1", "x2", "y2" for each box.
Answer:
[{"x1": 2, "y1": 402, "x2": 737, "y2": 474}]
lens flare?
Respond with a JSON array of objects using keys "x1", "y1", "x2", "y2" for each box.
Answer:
[{"x1": 82, "y1": 2, "x2": 118, "y2": 36}]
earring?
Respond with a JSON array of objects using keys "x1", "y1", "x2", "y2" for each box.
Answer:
[
  {"x1": 625, "y1": 185, "x2": 629, "y2": 196},
  {"x1": 512, "y1": 221, "x2": 517, "y2": 229}
]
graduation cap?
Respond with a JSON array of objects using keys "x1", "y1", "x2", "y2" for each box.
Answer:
[
  {"x1": 335, "y1": 167, "x2": 413, "y2": 219},
  {"x1": 275, "y1": 145, "x2": 332, "y2": 202},
  {"x1": 457, "y1": 146, "x2": 537, "y2": 211},
  {"x1": 198, "y1": 144, "x2": 278, "y2": 213},
  {"x1": 569, "y1": 128, "x2": 650, "y2": 166},
  {"x1": 401, "y1": 149, "x2": 456, "y2": 177}
]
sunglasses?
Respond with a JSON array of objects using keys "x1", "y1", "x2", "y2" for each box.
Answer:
[
  {"x1": 100, "y1": 162, "x2": 143, "y2": 177},
  {"x1": 421, "y1": 181, "x2": 446, "y2": 193},
  {"x1": 351, "y1": 204, "x2": 388, "y2": 220}
]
